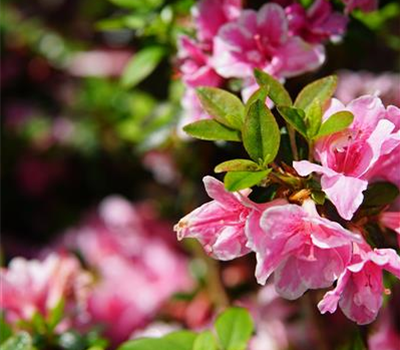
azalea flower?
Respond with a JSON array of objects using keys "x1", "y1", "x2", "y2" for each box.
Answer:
[
  {"x1": 294, "y1": 96, "x2": 400, "y2": 220},
  {"x1": 212, "y1": 3, "x2": 325, "y2": 80},
  {"x1": 177, "y1": 36, "x2": 223, "y2": 88},
  {"x1": 61, "y1": 196, "x2": 192, "y2": 344},
  {"x1": 318, "y1": 243, "x2": 400, "y2": 324},
  {"x1": 0, "y1": 253, "x2": 89, "y2": 329},
  {"x1": 174, "y1": 176, "x2": 277, "y2": 260},
  {"x1": 193, "y1": 0, "x2": 242, "y2": 46},
  {"x1": 285, "y1": 0, "x2": 348, "y2": 43},
  {"x1": 246, "y1": 200, "x2": 361, "y2": 299}
]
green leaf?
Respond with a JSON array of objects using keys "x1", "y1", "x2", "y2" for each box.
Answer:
[
  {"x1": 254, "y1": 69, "x2": 292, "y2": 106},
  {"x1": 121, "y1": 47, "x2": 165, "y2": 89},
  {"x1": 110, "y1": 0, "x2": 163, "y2": 10},
  {"x1": 0, "y1": 332, "x2": 32, "y2": 350},
  {"x1": 362, "y1": 182, "x2": 400, "y2": 207},
  {"x1": 315, "y1": 111, "x2": 354, "y2": 139},
  {"x1": 183, "y1": 120, "x2": 241, "y2": 142},
  {"x1": 244, "y1": 86, "x2": 269, "y2": 115},
  {"x1": 193, "y1": 331, "x2": 217, "y2": 350},
  {"x1": 117, "y1": 338, "x2": 167, "y2": 350},
  {"x1": 196, "y1": 87, "x2": 245, "y2": 130},
  {"x1": 311, "y1": 191, "x2": 326, "y2": 205},
  {"x1": 305, "y1": 99, "x2": 322, "y2": 138},
  {"x1": 0, "y1": 314, "x2": 12, "y2": 345},
  {"x1": 47, "y1": 298, "x2": 65, "y2": 331},
  {"x1": 294, "y1": 75, "x2": 337, "y2": 111},
  {"x1": 277, "y1": 106, "x2": 307, "y2": 138},
  {"x1": 215, "y1": 307, "x2": 254, "y2": 350},
  {"x1": 243, "y1": 100, "x2": 280, "y2": 165},
  {"x1": 214, "y1": 159, "x2": 260, "y2": 173},
  {"x1": 224, "y1": 170, "x2": 270, "y2": 192},
  {"x1": 163, "y1": 331, "x2": 197, "y2": 350}
]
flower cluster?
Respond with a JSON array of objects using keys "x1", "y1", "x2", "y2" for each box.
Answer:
[
  {"x1": 177, "y1": 0, "x2": 349, "y2": 126},
  {"x1": 0, "y1": 196, "x2": 192, "y2": 345},
  {"x1": 176, "y1": 72, "x2": 400, "y2": 325}
]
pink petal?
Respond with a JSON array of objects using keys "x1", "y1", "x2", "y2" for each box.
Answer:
[
  {"x1": 273, "y1": 37, "x2": 325, "y2": 78},
  {"x1": 318, "y1": 270, "x2": 351, "y2": 314},
  {"x1": 257, "y1": 3, "x2": 288, "y2": 46},
  {"x1": 203, "y1": 176, "x2": 242, "y2": 209},
  {"x1": 347, "y1": 95, "x2": 386, "y2": 132},
  {"x1": 380, "y1": 212, "x2": 400, "y2": 235},
  {"x1": 212, "y1": 226, "x2": 251, "y2": 260},
  {"x1": 320, "y1": 173, "x2": 368, "y2": 220},
  {"x1": 297, "y1": 245, "x2": 351, "y2": 289},
  {"x1": 274, "y1": 256, "x2": 308, "y2": 300},
  {"x1": 369, "y1": 249, "x2": 400, "y2": 279}
]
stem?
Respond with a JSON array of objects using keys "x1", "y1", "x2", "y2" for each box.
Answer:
[
  {"x1": 287, "y1": 125, "x2": 299, "y2": 161},
  {"x1": 308, "y1": 141, "x2": 315, "y2": 162}
]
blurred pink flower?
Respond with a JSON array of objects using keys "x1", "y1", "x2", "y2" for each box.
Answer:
[
  {"x1": 0, "y1": 253, "x2": 89, "y2": 329},
  {"x1": 213, "y1": 3, "x2": 325, "y2": 80},
  {"x1": 285, "y1": 0, "x2": 348, "y2": 43},
  {"x1": 294, "y1": 96, "x2": 400, "y2": 220},
  {"x1": 341, "y1": 0, "x2": 378, "y2": 14},
  {"x1": 61, "y1": 196, "x2": 192, "y2": 344},
  {"x1": 177, "y1": 35, "x2": 223, "y2": 90},
  {"x1": 175, "y1": 176, "x2": 272, "y2": 261},
  {"x1": 247, "y1": 200, "x2": 361, "y2": 299},
  {"x1": 318, "y1": 243, "x2": 400, "y2": 324},
  {"x1": 142, "y1": 150, "x2": 179, "y2": 185},
  {"x1": 336, "y1": 71, "x2": 400, "y2": 106},
  {"x1": 193, "y1": 0, "x2": 242, "y2": 46},
  {"x1": 368, "y1": 307, "x2": 400, "y2": 350}
]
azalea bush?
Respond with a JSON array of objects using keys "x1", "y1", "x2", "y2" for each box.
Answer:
[{"x1": 1, "y1": 0, "x2": 400, "y2": 350}]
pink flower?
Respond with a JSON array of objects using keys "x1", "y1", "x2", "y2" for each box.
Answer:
[
  {"x1": 294, "y1": 96, "x2": 400, "y2": 220},
  {"x1": 336, "y1": 71, "x2": 400, "y2": 106},
  {"x1": 341, "y1": 0, "x2": 378, "y2": 14},
  {"x1": 380, "y1": 211, "x2": 400, "y2": 246},
  {"x1": 61, "y1": 196, "x2": 192, "y2": 344},
  {"x1": 368, "y1": 307, "x2": 400, "y2": 350},
  {"x1": 212, "y1": 3, "x2": 325, "y2": 80},
  {"x1": 246, "y1": 200, "x2": 361, "y2": 299},
  {"x1": 0, "y1": 253, "x2": 89, "y2": 328},
  {"x1": 175, "y1": 176, "x2": 270, "y2": 260},
  {"x1": 177, "y1": 36, "x2": 223, "y2": 88},
  {"x1": 193, "y1": 0, "x2": 242, "y2": 46},
  {"x1": 318, "y1": 243, "x2": 400, "y2": 324},
  {"x1": 285, "y1": 0, "x2": 348, "y2": 44}
]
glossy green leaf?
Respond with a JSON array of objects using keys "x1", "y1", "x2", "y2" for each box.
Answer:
[
  {"x1": 215, "y1": 307, "x2": 254, "y2": 350},
  {"x1": 305, "y1": 99, "x2": 322, "y2": 138},
  {"x1": 224, "y1": 170, "x2": 270, "y2": 192},
  {"x1": 117, "y1": 332, "x2": 195, "y2": 350},
  {"x1": 193, "y1": 331, "x2": 217, "y2": 350},
  {"x1": 254, "y1": 69, "x2": 292, "y2": 106},
  {"x1": 315, "y1": 111, "x2": 354, "y2": 139},
  {"x1": 214, "y1": 159, "x2": 260, "y2": 173},
  {"x1": 244, "y1": 86, "x2": 269, "y2": 115},
  {"x1": 0, "y1": 332, "x2": 32, "y2": 350},
  {"x1": 243, "y1": 100, "x2": 280, "y2": 165},
  {"x1": 163, "y1": 331, "x2": 197, "y2": 350},
  {"x1": 362, "y1": 182, "x2": 400, "y2": 207},
  {"x1": 294, "y1": 75, "x2": 337, "y2": 111},
  {"x1": 277, "y1": 106, "x2": 307, "y2": 138},
  {"x1": 196, "y1": 87, "x2": 245, "y2": 130},
  {"x1": 183, "y1": 120, "x2": 241, "y2": 142},
  {"x1": 121, "y1": 47, "x2": 165, "y2": 89}
]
